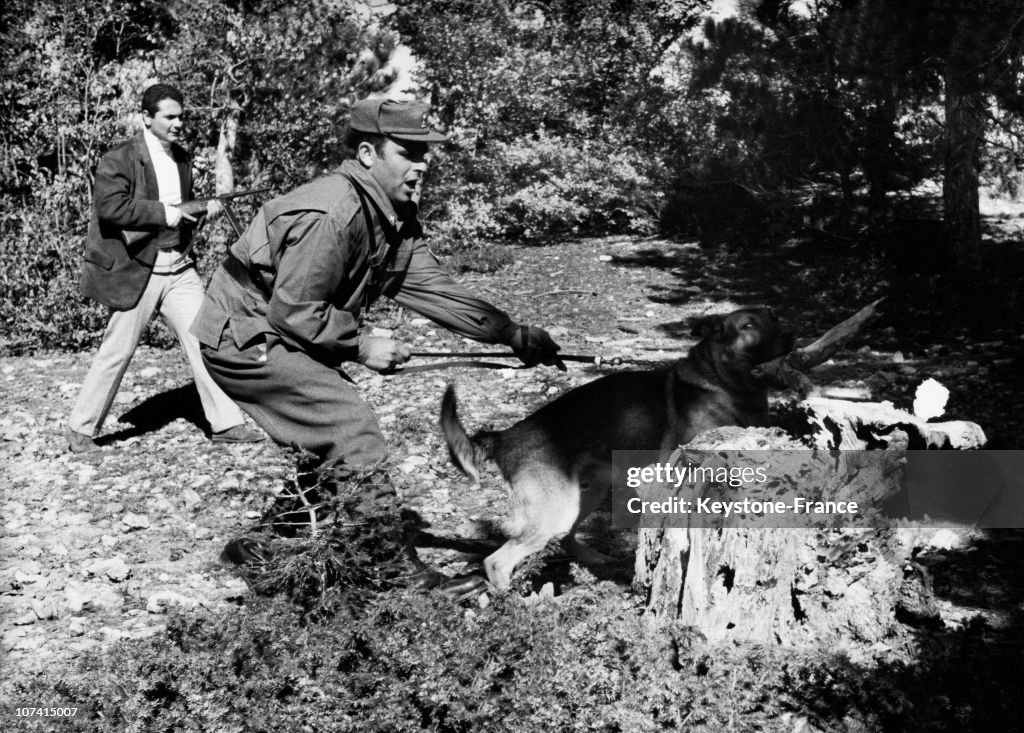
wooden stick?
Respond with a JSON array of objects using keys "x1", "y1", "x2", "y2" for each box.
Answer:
[{"x1": 755, "y1": 297, "x2": 886, "y2": 396}]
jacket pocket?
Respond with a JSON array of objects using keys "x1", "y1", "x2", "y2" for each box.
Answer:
[{"x1": 83, "y1": 248, "x2": 116, "y2": 270}]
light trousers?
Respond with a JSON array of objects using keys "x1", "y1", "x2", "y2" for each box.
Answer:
[{"x1": 69, "y1": 266, "x2": 246, "y2": 436}]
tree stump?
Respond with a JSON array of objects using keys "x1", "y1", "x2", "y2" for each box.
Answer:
[
  {"x1": 794, "y1": 397, "x2": 986, "y2": 450},
  {"x1": 630, "y1": 298, "x2": 989, "y2": 645},
  {"x1": 633, "y1": 424, "x2": 951, "y2": 646}
]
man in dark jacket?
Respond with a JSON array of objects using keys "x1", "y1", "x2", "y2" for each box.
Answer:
[
  {"x1": 193, "y1": 98, "x2": 562, "y2": 588},
  {"x1": 67, "y1": 83, "x2": 264, "y2": 452}
]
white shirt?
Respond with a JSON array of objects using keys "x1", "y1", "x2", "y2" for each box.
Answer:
[
  {"x1": 143, "y1": 127, "x2": 183, "y2": 211},
  {"x1": 142, "y1": 128, "x2": 186, "y2": 272}
]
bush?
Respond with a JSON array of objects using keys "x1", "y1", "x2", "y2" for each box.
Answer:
[
  {"x1": 424, "y1": 128, "x2": 663, "y2": 253},
  {"x1": 0, "y1": 0, "x2": 391, "y2": 351},
  {"x1": 17, "y1": 587, "x2": 777, "y2": 733},
  {"x1": 398, "y1": 0, "x2": 691, "y2": 251},
  {"x1": 493, "y1": 130, "x2": 662, "y2": 241},
  {"x1": 0, "y1": 179, "x2": 103, "y2": 353},
  {"x1": 5, "y1": 550, "x2": 1023, "y2": 732}
]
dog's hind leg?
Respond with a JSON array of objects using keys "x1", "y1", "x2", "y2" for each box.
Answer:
[
  {"x1": 562, "y1": 536, "x2": 612, "y2": 565},
  {"x1": 485, "y1": 467, "x2": 579, "y2": 590},
  {"x1": 562, "y1": 461, "x2": 613, "y2": 566}
]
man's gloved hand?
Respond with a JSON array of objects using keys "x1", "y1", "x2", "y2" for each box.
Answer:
[
  {"x1": 174, "y1": 199, "x2": 223, "y2": 227},
  {"x1": 205, "y1": 198, "x2": 224, "y2": 222},
  {"x1": 358, "y1": 337, "x2": 412, "y2": 373},
  {"x1": 511, "y1": 325, "x2": 565, "y2": 370}
]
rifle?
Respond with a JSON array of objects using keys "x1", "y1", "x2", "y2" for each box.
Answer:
[{"x1": 120, "y1": 187, "x2": 272, "y2": 247}]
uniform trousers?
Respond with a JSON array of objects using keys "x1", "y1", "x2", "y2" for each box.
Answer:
[
  {"x1": 70, "y1": 266, "x2": 246, "y2": 436},
  {"x1": 200, "y1": 331, "x2": 387, "y2": 467}
]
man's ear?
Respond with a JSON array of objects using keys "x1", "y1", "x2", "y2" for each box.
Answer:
[
  {"x1": 690, "y1": 314, "x2": 724, "y2": 339},
  {"x1": 356, "y1": 141, "x2": 377, "y2": 169}
]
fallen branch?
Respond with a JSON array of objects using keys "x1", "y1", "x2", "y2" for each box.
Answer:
[{"x1": 755, "y1": 297, "x2": 886, "y2": 397}]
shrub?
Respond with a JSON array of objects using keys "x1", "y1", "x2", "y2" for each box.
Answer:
[
  {"x1": 424, "y1": 128, "x2": 664, "y2": 252},
  {"x1": 397, "y1": 0, "x2": 693, "y2": 250},
  {"x1": 0, "y1": 0, "x2": 391, "y2": 351},
  {"x1": 5, "y1": 563, "x2": 1024, "y2": 732},
  {"x1": 0, "y1": 180, "x2": 104, "y2": 353},
  {"x1": 493, "y1": 129, "x2": 663, "y2": 241}
]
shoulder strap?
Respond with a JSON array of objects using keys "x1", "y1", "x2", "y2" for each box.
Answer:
[{"x1": 341, "y1": 172, "x2": 377, "y2": 250}]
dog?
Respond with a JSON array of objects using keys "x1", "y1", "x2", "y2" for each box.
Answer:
[{"x1": 440, "y1": 307, "x2": 795, "y2": 589}]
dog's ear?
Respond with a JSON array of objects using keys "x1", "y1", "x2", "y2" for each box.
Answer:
[{"x1": 691, "y1": 314, "x2": 725, "y2": 339}]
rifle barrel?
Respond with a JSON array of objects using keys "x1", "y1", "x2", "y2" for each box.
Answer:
[{"x1": 216, "y1": 187, "x2": 273, "y2": 200}]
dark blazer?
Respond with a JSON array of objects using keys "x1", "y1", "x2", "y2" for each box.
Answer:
[{"x1": 80, "y1": 132, "x2": 193, "y2": 310}]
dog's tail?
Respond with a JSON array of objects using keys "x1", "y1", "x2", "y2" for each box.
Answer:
[{"x1": 440, "y1": 384, "x2": 496, "y2": 489}]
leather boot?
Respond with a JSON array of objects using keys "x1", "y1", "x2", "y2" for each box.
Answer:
[
  {"x1": 221, "y1": 536, "x2": 273, "y2": 565},
  {"x1": 389, "y1": 509, "x2": 488, "y2": 599},
  {"x1": 389, "y1": 541, "x2": 448, "y2": 590}
]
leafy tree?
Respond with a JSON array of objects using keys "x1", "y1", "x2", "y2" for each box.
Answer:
[
  {"x1": 0, "y1": 0, "x2": 395, "y2": 350},
  {"x1": 666, "y1": 0, "x2": 1023, "y2": 260},
  {"x1": 390, "y1": 0, "x2": 707, "y2": 245},
  {"x1": 831, "y1": 0, "x2": 1024, "y2": 262},
  {"x1": 160, "y1": 0, "x2": 397, "y2": 191}
]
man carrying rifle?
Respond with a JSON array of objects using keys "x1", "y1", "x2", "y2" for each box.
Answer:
[{"x1": 67, "y1": 83, "x2": 264, "y2": 452}]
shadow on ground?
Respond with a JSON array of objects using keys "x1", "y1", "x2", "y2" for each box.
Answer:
[
  {"x1": 611, "y1": 230, "x2": 1024, "y2": 449},
  {"x1": 593, "y1": 228, "x2": 1024, "y2": 729},
  {"x1": 800, "y1": 530, "x2": 1024, "y2": 730},
  {"x1": 98, "y1": 382, "x2": 208, "y2": 444}
]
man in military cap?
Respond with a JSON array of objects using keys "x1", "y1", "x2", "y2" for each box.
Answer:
[{"x1": 192, "y1": 98, "x2": 562, "y2": 589}]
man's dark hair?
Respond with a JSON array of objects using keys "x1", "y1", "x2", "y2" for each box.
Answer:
[
  {"x1": 342, "y1": 126, "x2": 388, "y2": 159},
  {"x1": 141, "y1": 83, "x2": 184, "y2": 115}
]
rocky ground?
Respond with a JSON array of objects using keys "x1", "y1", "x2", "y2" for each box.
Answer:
[{"x1": 3, "y1": 232, "x2": 1023, "y2": 685}]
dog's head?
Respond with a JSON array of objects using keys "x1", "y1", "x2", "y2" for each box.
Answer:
[{"x1": 690, "y1": 307, "x2": 795, "y2": 364}]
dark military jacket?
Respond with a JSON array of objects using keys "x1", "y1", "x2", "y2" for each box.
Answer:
[{"x1": 192, "y1": 160, "x2": 515, "y2": 365}]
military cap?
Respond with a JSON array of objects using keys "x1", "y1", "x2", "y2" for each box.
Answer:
[{"x1": 349, "y1": 98, "x2": 448, "y2": 143}]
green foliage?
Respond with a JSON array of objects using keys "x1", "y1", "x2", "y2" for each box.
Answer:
[
  {"x1": 162, "y1": 0, "x2": 395, "y2": 187},
  {"x1": 0, "y1": 181, "x2": 104, "y2": 352},
  {"x1": 238, "y1": 460, "x2": 420, "y2": 619},
  {"x1": 0, "y1": 0, "x2": 392, "y2": 351},
  {"x1": 6, "y1": 583, "x2": 1021, "y2": 732},
  {"x1": 495, "y1": 130, "x2": 663, "y2": 240},
  {"x1": 426, "y1": 128, "x2": 664, "y2": 248},
  {"x1": 10, "y1": 588, "x2": 781, "y2": 733},
  {"x1": 4, "y1": 0, "x2": 1023, "y2": 349},
  {"x1": 397, "y1": 0, "x2": 697, "y2": 250}
]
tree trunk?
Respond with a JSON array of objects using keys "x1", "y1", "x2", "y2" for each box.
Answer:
[
  {"x1": 863, "y1": 81, "x2": 898, "y2": 227},
  {"x1": 634, "y1": 301, "x2": 987, "y2": 644},
  {"x1": 634, "y1": 400, "x2": 986, "y2": 645},
  {"x1": 633, "y1": 426, "x2": 927, "y2": 645},
  {"x1": 942, "y1": 55, "x2": 984, "y2": 266},
  {"x1": 215, "y1": 113, "x2": 238, "y2": 196}
]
